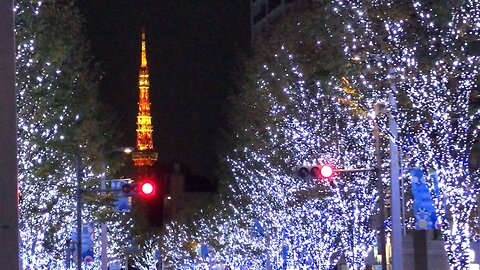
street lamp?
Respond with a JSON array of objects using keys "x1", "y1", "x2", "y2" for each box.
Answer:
[{"x1": 122, "y1": 147, "x2": 134, "y2": 154}]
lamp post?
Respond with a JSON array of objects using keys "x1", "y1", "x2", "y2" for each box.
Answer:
[{"x1": 388, "y1": 81, "x2": 403, "y2": 270}]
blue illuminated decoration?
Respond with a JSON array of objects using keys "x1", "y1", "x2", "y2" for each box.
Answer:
[{"x1": 410, "y1": 168, "x2": 438, "y2": 230}]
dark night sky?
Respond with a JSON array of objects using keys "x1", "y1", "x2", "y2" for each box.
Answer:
[{"x1": 78, "y1": 1, "x2": 250, "y2": 179}]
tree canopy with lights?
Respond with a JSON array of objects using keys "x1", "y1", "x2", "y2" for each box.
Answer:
[
  {"x1": 183, "y1": 2, "x2": 479, "y2": 269},
  {"x1": 329, "y1": 0, "x2": 480, "y2": 268},
  {"x1": 15, "y1": 1, "x2": 128, "y2": 268}
]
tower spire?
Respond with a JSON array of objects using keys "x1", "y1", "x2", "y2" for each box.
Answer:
[
  {"x1": 140, "y1": 27, "x2": 147, "y2": 68},
  {"x1": 133, "y1": 28, "x2": 158, "y2": 167}
]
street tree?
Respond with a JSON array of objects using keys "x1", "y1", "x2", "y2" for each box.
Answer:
[
  {"x1": 16, "y1": 1, "x2": 125, "y2": 268},
  {"x1": 329, "y1": 0, "x2": 480, "y2": 268},
  {"x1": 225, "y1": 6, "x2": 379, "y2": 269}
]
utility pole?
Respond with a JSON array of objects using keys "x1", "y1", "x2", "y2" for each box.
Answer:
[
  {"x1": 389, "y1": 79, "x2": 403, "y2": 270},
  {"x1": 0, "y1": 1, "x2": 20, "y2": 269}
]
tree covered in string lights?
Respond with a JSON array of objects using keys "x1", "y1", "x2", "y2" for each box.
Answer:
[
  {"x1": 224, "y1": 6, "x2": 379, "y2": 269},
  {"x1": 161, "y1": 221, "x2": 198, "y2": 268},
  {"x1": 159, "y1": 200, "x2": 299, "y2": 269},
  {"x1": 15, "y1": 1, "x2": 128, "y2": 268},
  {"x1": 329, "y1": 0, "x2": 480, "y2": 268},
  {"x1": 157, "y1": 200, "x2": 248, "y2": 269},
  {"x1": 131, "y1": 235, "x2": 161, "y2": 270}
]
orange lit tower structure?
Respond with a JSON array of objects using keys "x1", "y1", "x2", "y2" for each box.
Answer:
[
  {"x1": 132, "y1": 29, "x2": 158, "y2": 168},
  {"x1": 131, "y1": 29, "x2": 164, "y2": 227}
]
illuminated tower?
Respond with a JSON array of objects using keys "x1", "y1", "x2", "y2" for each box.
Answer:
[{"x1": 132, "y1": 29, "x2": 158, "y2": 168}]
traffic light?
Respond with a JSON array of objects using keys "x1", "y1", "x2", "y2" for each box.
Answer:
[
  {"x1": 138, "y1": 180, "x2": 155, "y2": 196},
  {"x1": 121, "y1": 181, "x2": 156, "y2": 197},
  {"x1": 136, "y1": 174, "x2": 164, "y2": 227},
  {"x1": 293, "y1": 164, "x2": 335, "y2": 179}
]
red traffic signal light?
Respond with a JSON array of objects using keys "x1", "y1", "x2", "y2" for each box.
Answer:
[
  {"x1": 320, "y1": 164, "x2": 334, "y2": 178},
  {"x1": 138, "y1": 181, "x2": 155, "y2": 196}
]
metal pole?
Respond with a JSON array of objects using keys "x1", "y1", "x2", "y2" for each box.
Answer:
[
  {"x1": 399, "y1": 150, "x2": 407, "y2": 236},
  {"x1": 389, "y1": 89, "x2": 403, "y2": 269},
  {"x1": 0, "y1": 1, "x2": 20, "y2": 269},
  {"x1": 373, "y1": 104, "x2": 387, "y2": 270},
  {"x1": 101, "y1": 164, "x2": 108, "y2": 270},
  {"x1": 266, "y1": 235, "x2": 271, "y2": 270},
  {"x1": 352, "y1": 205, "x2": 355, "y2": 269},
  {"x1": 76, "y1": 155, "x2": 82, "y2": 270}
]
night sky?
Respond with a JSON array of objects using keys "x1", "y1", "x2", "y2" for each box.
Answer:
[{"x1": 78, "y1": 1, "x2": 250, "y2": 180}]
